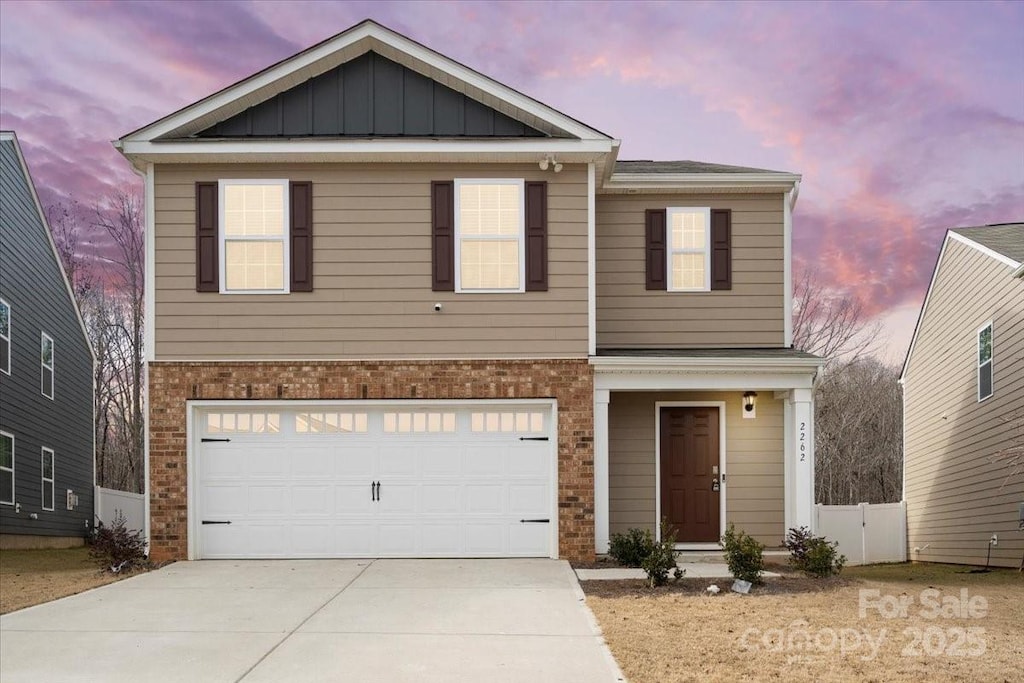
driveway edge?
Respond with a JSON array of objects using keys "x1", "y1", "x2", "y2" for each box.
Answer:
[{"x1": 561, "y1": 561, "x2": 626, "y2": 682}]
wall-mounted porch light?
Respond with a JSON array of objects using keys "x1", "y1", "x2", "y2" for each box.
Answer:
[{"x1": 743, "y1": 391, "x2": 757, "y2": 419}]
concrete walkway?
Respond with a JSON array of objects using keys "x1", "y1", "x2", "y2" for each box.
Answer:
[
  {"x1": 576, "y1": 562, "x2": 780, "y2": 580},
  {"x1": 0, "y1": 559, "x2": 624, "y2": 683}
]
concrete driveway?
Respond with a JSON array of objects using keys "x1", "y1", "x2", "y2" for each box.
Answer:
[{"x1": 0, "y1": 559, "x2": 623, "y2": 683}]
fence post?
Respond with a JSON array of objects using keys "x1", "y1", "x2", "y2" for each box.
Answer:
[{"x1": 859, "y1": 502, "x2": 868, "y2": 565}]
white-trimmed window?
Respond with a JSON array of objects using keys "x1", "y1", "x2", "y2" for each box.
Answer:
[
  {"x1": 40, "y1": 332, "x2": 54, "y2": 399},
  {"x1": 977, "y1": 322, "x2": 993, "y2": 401},
  {"x1": 0, "y1": 299, "x2": 10, "y2": 375},
  {"x1": 667, "y1": 207, "x2": 711, "y2": 292},
  {"x1": 219, "y1": 179, "x2": 290, "y2": 294},
  {"x1": 41, "y1": 447, "x2": 54, "y2": 511},
  {"x1": 455, "y1": 179, "x2": 525, "y2": 292},
  {"x1": 0, "y1": 431, "x2": 13, "y2": 505}
]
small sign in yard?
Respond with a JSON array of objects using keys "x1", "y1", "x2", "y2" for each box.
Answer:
[{"x1": 731, "y1": 579, "x2": 752, "y2": 594}]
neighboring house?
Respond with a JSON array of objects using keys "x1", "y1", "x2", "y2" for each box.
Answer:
[
  {"x1": 901, "y1": 223, "x2": 1024, "y2": 568},
  {"x1": 115, "y1": 20, "x2": 820, "y2": 563},
  {"x1": 0, "y1": 131, "x2": 95, "y2": 549}
]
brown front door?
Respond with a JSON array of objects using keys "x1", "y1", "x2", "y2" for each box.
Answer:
[{"x1": 660, "y1": 407, "x2": 721, "y2": 543}]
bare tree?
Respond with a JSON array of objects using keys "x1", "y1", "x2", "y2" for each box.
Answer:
[
  {"x1": 792, "y1": 267, "x2": 882, "y2": 366},
  {"x1": 814, "y1": 359, "x2": 903, "y2": 505},
  {"x1": 48, "y1": 191, "x2": 146, "y2": 494},
  {"x1": 92, "y1": 191, "x2": 145, "y2": 493}
]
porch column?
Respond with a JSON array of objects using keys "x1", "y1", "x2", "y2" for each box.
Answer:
[
  {"x1": 594, "y1": 389, "x2": 610, "y2": 553},
  {"x1": 788, "y1": 388, "x2": 816, "y2": 532}
]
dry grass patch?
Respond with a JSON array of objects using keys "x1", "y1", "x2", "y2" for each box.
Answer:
[
  {"x1": 584, "y1": 563, "x2": 1023, "y2": 683},
  {"x1": 0, "y1": 547, "x2": 145, "y2": 614}
]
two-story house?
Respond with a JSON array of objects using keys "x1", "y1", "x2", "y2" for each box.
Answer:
[
  {"x1": 0, "y1": 131, "x2": 95, "y2": 549},
  {"x1": 902, "y1": 224, "x2": 1023, "y2": 568},
  {"x1": 115, "y1": 20, "x2": 820, "y2": 563}
]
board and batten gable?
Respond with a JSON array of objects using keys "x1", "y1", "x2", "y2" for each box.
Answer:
[
  {"x1": 903, "y1": 236, "x2": 1024, "y2": 568},
  {"x1": 595, "y1": 192, "x2": 786, "y2": 349},
  {"x1": 0, "y1": 137, "x2": 94, "y2": 540},
  {"x1": 153, "y1": 163, "x2": 588, "y2": 360}
]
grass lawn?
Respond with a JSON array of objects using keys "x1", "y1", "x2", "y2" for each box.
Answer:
[
  {"x1": 0, "y1": 547, "x2": 143, "y2": 614},
  {"x1": 583, "y1": 562, "x2": 1023, "y2": 683}
]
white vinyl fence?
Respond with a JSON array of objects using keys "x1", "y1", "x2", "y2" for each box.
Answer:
[
  {"x1": 816, "y1": 501, "x2": 907, "y2": 565},
  {"x1": 95, "y1": 486, "x2": 146, "y2": 534}
]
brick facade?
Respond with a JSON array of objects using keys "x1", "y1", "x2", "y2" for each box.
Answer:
[{"x1": 147, "y1": 359, "x2": 595, "y2": 562}]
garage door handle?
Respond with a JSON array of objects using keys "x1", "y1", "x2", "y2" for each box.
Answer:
[
  {"x1": 375, "y1": 481, "x2": 381, "y2": 501},
  {"x1": 201, "y1": 520, "x2": 232, "y2": 525},
  {"x1": 520, "y1": 518, "x2": 550, "y2": 523}
]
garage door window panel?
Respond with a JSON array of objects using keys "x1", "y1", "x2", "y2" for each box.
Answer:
[
  {"x1": 296, "y1": 412, "x2": 369, "y2": 434},
  {"x1": 206, "y1": 412, "x2": 280, "y2": 434}
]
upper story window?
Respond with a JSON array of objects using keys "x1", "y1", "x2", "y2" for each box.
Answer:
[
  {"x1": 0, "y1": 299, "x2": 9, "y2": 375},
  {"x1": 41, "y1": 447, "x2": 54, "y2": 511},
  {"x1": 977, "y1": 322, "x2": 993, "y2": 401},
  {"x1": 0, "y1": 431, "x2": 13, "y2": 505},
  {"x1": 41, "y1": 332, "x2": 54, "y2": 400},
  {"x1": 667, "y1": 207, "x2": 711, "y2": 292},
  {"x1": 219, "y1": 180, "x2": 290, "y2": 294},
  {"x1": 455, "y1": 179, "x2": 525, "y2": 292}
]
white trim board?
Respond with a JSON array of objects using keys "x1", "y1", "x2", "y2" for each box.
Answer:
[{"x1": 654, "y1": 402, "x2": 727, "y2": 544}]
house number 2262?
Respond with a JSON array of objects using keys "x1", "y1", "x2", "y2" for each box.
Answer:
[{"x1": 799, "y1": 422, "x2": 807, "y2": 462}]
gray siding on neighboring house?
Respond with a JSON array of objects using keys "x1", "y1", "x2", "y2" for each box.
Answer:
[
  {"x1": 903, "y1": 237, "x2": 1024, "y2": 568},
  {"x1": 608, "y1": 391, "x2": 785, "y2": 546},
  {"x1": 0, "y1": 138, "x2": 94, "y2": 539},
  {"x1": 153, "y1": 163, "x2": 589, "y2": 360},
  {"x1": 197, "y1": 51, "x2": 549, "y2": 139},
  {"x1": 595, "y1": 192, "x2": 786, "y2": 349}
]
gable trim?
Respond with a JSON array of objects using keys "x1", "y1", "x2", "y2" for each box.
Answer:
[
  {"x1": 0, "y1": 132, "x2": 96, "y2": 364},
  {"x1": 947, "y1": 230, "x2": 1022, "y2": 269},
  {"x1": 902, "y1": 230, "x2": 1022, "y2": 382},
  {"x1": 120, "y1": 20, "x2": 611, "y2": 146}
]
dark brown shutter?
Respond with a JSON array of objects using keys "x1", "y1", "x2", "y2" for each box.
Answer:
[
  {"x1": 431, "y1": 181, "x2": 455, "y2": 291},
  {"x1": 710, "y1": 208, "x2": 732, "y2": 290},
  {"x1": 195, "y1": 182, "x2": 218, "y2": 292},
  {"x1": 290, "y1": 181, "x2": 314, "y2": 292},
  {"x1": 524, "y1": 181, "x2": 548, "y2": 291},
  {"x1": 645, "y1": 209, "x2": 667, "y2": 290}
]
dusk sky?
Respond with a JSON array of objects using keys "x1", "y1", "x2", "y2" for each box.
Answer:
[{"x1": 2, "y1": 1, "x2": 1022, "y2": 363}]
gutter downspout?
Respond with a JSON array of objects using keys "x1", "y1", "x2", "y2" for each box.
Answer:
[
  {"x1": 128, "y1": 161, "x2": 154, "y2": 555},
  {"x1": 783, "y1": 179, "x2": 801, "y2": 347}
]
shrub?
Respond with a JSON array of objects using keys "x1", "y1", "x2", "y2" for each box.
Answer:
[
  {"x1": 89, "y1": 511, "x2": 148, "y2": 573},
  {"x1": 721, "y1": 523, "x2": 765, "y2": 585},
  {"x1": 608, "y1": 527, "x2": 655, "y2": 567},
  {"x1": 783, "y1": 527, "x2": 846, "y2": 578},
  {"x1": 641, "y1": 519, "x2": 684, "y2": 587}
]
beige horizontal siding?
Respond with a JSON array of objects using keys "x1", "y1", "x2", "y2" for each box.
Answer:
[
  {"x1": 153, "y1": 163, "x2": 588, "y2": 360},
  {"x1": 608, "y1": 391, "x2": 784, "y2": 547},
  {"x1": 595, "y1": 193, "x2": 786, "y2": 349},
  {"x1": 903, "y1": 237, "x2": 1024, "y2": 568}
]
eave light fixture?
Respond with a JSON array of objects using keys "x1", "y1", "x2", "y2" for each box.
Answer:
[
  {"x1": 743, "y1": 391, "x2": 757, "y2": 419},
  {"x1": 539, "y1": 154, "x2": 562, "y2": 173}
]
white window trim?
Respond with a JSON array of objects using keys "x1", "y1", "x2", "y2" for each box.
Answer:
[
  {"x1": 41, "y1": 332, "x2": 54, "y2": 400},
  {"x1": 0, "y1": 298, "x2": 10, "y2": 376},
  {"x1": 218, "y1": 179, "x2": 291, "y2": 295},
  {"x1": 41, "y1": 447, "x2": 54, "y2": 512},
  {"x1": 666, "y1": 207, "x2": 712, "y2": 292},
  {"x1": 0, "y1": 431, "x2": 13, "y2": 505},
  {"x1": 453, "y1": 178, "x2": 526, "y2": 293},
  {"x1": 977, "y1": 321, "x2": 993, "y2": 402}
]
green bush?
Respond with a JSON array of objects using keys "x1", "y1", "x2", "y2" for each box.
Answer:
[
  {"x1": 608, "y1": 527, "x2": 655, "y2": 567},
  {"x1": 721, "y1": 523, "x2": 765, "y2": 585},
  {"x1": 89, "y1": 511, "x2": 148, "y2": 573},
  {"x1": 641, "y1": 519, "x2": 684, "y2": 587},
  {"x1": 783, "y1": 527, "x2": 846, "y2": 578}
]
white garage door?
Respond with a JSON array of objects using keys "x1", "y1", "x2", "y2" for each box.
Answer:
[{"x1": 194, "y1": 402, "x2": 555, "y2": 559}]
